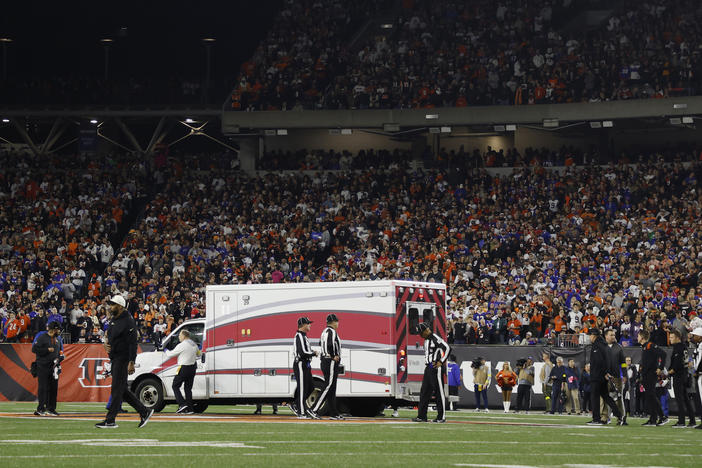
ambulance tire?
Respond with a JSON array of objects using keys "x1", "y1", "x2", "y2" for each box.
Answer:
[
  {"x1": 306, "y1": 378, "x2": 328, "y2": 415},
  {"x1": 135, "y1": 377, "x2": 166, "y2": 412},
  {"x1": 348, "y1": 398, "x2": 385, "y2": 417},
  {"x1": 192, "y1": 402, "x2": 209, "y2": 413}
]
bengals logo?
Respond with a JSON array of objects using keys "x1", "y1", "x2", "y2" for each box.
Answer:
[{"x1": 78, "y1": 358, "x2": 113, "y2": 388}]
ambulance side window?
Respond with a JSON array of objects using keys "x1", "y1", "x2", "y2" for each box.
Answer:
[
  {"x1": 408, "y1": 307, "x2": 420, "y2": 335},
  {"x1": 423, "y1": 308, "x2": 434, "y2": 329}
]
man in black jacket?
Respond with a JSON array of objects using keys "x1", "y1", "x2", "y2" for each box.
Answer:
[
  {"x1": 96, "y1": 295, "x2": 153, "y2": 429},
  {"x1": 668, "y1": 329, "x2": 695, "y2": 427},
  {"x1": 586, "y1": 328, "x2": 623, "y2": 425},
  {"x1": 605, "y1": 328, "x2": 627, "y2": 424},
  {"x1": 32, "y1": 321, "x2": 62, "y2": 416},
  {"x1": 638, "y1": 328, "x2": 666, "y2": 426}
]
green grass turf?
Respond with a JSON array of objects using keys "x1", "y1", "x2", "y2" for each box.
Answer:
[{"x1": 0, "y1": 402, "x2": 699, "y2": 467}]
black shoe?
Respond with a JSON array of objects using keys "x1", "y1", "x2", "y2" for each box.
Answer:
[
  {"x1": 672, "y1": 423, "x2": 687, "y2": 428},
  {"x1": 687, "y1": 422, "x2": 696, "y2": 428},
  {"x1": 432, "y1": 418, "x2": 446, "y2": 423},
  {"x1": 176, "y1": 406, "x2": 189, "y2": 414},
  {"x1": 290, "y1": 404, "x2": 300, "y2": 417},
  {"x1": 138, "y1": 409, "x2": 154, "y2": 428},
  {"x1": 272, "y1": 410, "x2": 278, "y2": 415},
  {"x1": 695, "y1": 424, "x2": 702, "y2": 429},
  {"x1": 586, "y1": 420, "x2": 605, "y2": 426},
  {"x1": 618, "y1": 419, "x2": 628, "y2": 426},
  {"x1": 329, "y1": 415, "x2": 345, "y2": 420},
  {"x1": 253, "y1": 409, "x2": 262, "y2": 415},
  {"x1": 306, "y1": 410, "x2": 320, "y2": 419},
  {"x1": 642, "y1": 420, "x2": 657, "y2": 426},
  {"x1": 657, "y1": 417, "x2": 669, "y2": 426},
  {"x1": 95, "y1": 420, "x2": 118, "y2": 429},
  {"x1": 118, "y1": 408, "x2": 128, "y2": 414},
  {"x1": 183, "y1": 407, "x2": 194, "y2": 415},
  {"x1": 33, "y1": 410, "x2": 46, "y2": 416},
  {"x1": 412, "y1": 417, "x2": 428, "y2": 422},
  {"x1": 46, "y1": 410, "x2": 60, "y2": 416}
]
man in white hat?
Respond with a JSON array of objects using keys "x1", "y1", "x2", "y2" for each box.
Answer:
[
  {"x1": 691, "y1": 328, "x2": 702, "y2": 429},
  {"x1": 95, "y1": 294, "x2": 153, "y2": 429}
]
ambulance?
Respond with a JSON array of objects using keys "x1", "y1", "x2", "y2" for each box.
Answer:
[{"x1": 128, "y1": 280, "x2": 447, "y2": 416}]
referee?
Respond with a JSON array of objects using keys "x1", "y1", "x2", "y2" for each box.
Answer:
[
  {"x1": 95, "y1": 295, "x2": 153, "y2": 429},
  {"x1": 413, "y1": 322, "x2": 450, "y2": 423},
  {"x1": 292, "y1": 317, "x2": 318, "y2": 419},
  {"x1": 311, "y1": 314, "x2": 343, "y2": 419}
]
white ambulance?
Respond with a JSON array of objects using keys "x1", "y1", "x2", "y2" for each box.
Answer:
[{"x1": 128, "y1": 280, "x2": 447, "y2": 416}]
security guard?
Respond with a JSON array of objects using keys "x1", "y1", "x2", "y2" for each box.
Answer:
[
  {"x1": 292, "y1": 316, "x2": 318, "y2": 419},
  {"x1": 32, "y1": 321, "x2": 63, "y2": 416},
  {"x1": 413, "y1": 322, "x2": 450, "y2": 423},
  {"x1": 311, "y1": 314, "x2": 343, "y2": 419},
  {"x1": 586, "y1": 328, "x2": 622, "y2": 425},
  {"x1": 96, "y1": 294, "x2": 153, "y2": 429}
]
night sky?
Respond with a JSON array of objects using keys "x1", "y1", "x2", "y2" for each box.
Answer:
[{"x1": 0, "y1": 0, "x2": 281, "y2": 81}]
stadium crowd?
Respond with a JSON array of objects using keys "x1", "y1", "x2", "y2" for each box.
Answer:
[
  {"x1": 2, "y1": 144, "x2": 702, "y2": 353},
  {"x1": 231, "y1": 0, "x2": 702, "y2": 110}
]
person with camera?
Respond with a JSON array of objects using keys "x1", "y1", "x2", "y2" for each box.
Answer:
[
  {"x1": 311, "y1": 314, "x2": 343, "y2": 420},
  {"x1": 496, "y1": 362, "x2": 517, "y2": 413},
  {"x1": 96, "y1": 294, "x2": 153, "y2": 429},
  {"x1": 515, "y1": 356, "x2": 534, "y2": 413},
  {"x1": 413, "y1": 322, "x2": 450, "y2": 423},
  {"x1": 32, "y1": 321, "x2": 63, "y2": 416},
  {"x1": 472, "y1": 357, "x2": 490, "y2": 412},
  {"x1": 668, "y1": 329, "x2": 695, "y2": 427}
]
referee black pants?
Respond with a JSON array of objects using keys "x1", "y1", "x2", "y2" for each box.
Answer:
[
  {"x1": 293, "y1": 360, "x2": 312, "y2": 413},
  {"x1": 312, "y1": 357, "x2": 339, "y2": 416},
  {"x1": 418, "y1": 365, "x2": 445, "y2": 420},
  {"x1": 105, "y1": 357, "x2": 147, "y2": 423}
]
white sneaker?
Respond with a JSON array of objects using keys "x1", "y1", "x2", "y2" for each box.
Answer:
[
  {"x1": 474, "y1": 408, "x2": 481, "y2": 412},
  {"x1": 484, "y1": 409, "x2": 490, "y2": 413},
  {"x1": 392, "y1": 410, "x2": 399, "y2": 418}
]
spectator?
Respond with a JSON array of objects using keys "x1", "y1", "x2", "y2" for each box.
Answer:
[
  {"x1": 549, "y1": 356, "x2": 568, "y2": 415},
  {"x1": 473, "y1": 357, "x2": 490, "y2": 412},
  {"x1": 565, "y1": 358, "x2": 581, "y2": 415}
]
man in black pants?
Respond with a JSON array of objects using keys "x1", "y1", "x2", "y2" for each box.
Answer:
[
  {"x1": 311, "y1": 314, "x2": 343, "y2": 419},
  {"x1": 638, "y1": 328, "x2": 666, "y2": 426},
  {"x1": 515, "y1": 356, "x2": 535, "y2": 413},
  {"x1": 164, "y1": 328, "x2": 201, "y2": 414},
  {"x1": 96, "y1": 295, "x2": 153, "y2": 429},
  {"x1": 413, "y1": 322, "x2": 450, "y2": 423},
  {"x1": 586, "y1": 328, "x2": 622, "y2": 425},
  {"x1": 668, "y1": 329, "x2": 695, "y2": 427},
  {"x1": 32, "y1": 321, "x2": 63, "y2": 416},
  {"x1": 292, "y1": 317, "x2": 318, "y2": 419}
]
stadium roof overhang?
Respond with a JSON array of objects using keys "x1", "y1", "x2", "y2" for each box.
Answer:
[{"x1": 221, "y1": 96, "x2": 702, "y2": 135}]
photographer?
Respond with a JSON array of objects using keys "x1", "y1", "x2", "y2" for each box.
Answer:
[
  {"x1": 472, "y1": 357, "x2": 490, "y2": 412},
  {"x1": 515, "y1": 357, "x2": 534, "y2": 413},
  {"x1": 32, "y1": 321, "x2": 63, "y2": 416}
]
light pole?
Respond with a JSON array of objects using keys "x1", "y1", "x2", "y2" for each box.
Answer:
[
  {"x1": 0, "y1": 38, "x2": 13, "y2": 80},
  {"x1": 100, "y1": 38, "x2": 114, "y2": 81},
  {"x1": 202, "y1": 37, "x2": 216, "y2": 104}
]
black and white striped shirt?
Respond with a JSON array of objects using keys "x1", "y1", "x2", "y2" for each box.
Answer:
[
  {"x1": 294, "y1": 331, "x2": 315, "y2": 361},
  {"x1": 424, "y1": 333, "x2": 450, "y2": 366},
  {"x1": 320, "y1": 326, "x2": 341, "y2": 359}
]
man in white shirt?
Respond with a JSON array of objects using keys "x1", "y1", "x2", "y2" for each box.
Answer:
[{"x1": 164, "y1": 329, "x2": 201, "y2": 414}]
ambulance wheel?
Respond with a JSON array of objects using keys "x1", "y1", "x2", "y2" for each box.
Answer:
[
  {"x1": 306, "y1": 378, "x2": 328, "y2": 415},
  {"x1": 135, "y1": 377, "x2": 165, "y2": 412},
  {"x1": 192, "y1": 402, "x2": 209, "y2": 413}
]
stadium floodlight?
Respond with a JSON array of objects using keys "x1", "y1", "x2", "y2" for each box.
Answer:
[
  {"x1": 682, "y1": 116, "x2": 694, "y2": 124},
  {"x1": 425, "y1": 114, "x2": 439, "y2": 120},
  {"x1": 543, "y1": 118, "x2": 559, "y2": 128},
  {"x1": 1, "y1": 118, "x2": 9, "y2": 123},
  {"x1": 185, "y1": 118, "x2": 196, "y2": 124},
  {"x1": 90, "y1": 119, "x2": 98, "y2": 124},
  {"x1": 99, "y1": 38, "x2": 114, "y2": 44},
  {"x1": 493, "y1": 125, "x2": 506, "y2": 132},
  {"x1": 276, "y1": 129, "x2": 288, "y2": 135},
  {"x1": 380, "y1": 23, "x2": 393, "y2": 29},
  {"x1": 602, "y1": 121, "x2": 614, "y2": 128},
  {"x1": 673, "y1": 103, "x2": 687, "y2": 109},
  {"x1": 505, "y1": 124, "x2": 517, "y2": 131},
  {"x1": 202, "y1": 37, "x2": 217, "y2": 43},
  {"x1": 669, "y1": 117, "x2": 682, "y2": 125},
  {"x1": 589, "y1": 122, "x2": 602, "y2": 129}
]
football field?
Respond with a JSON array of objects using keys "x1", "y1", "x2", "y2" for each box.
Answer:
[{"x1": 0, "y1": 402, "x2": 700, "y2": 468}]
